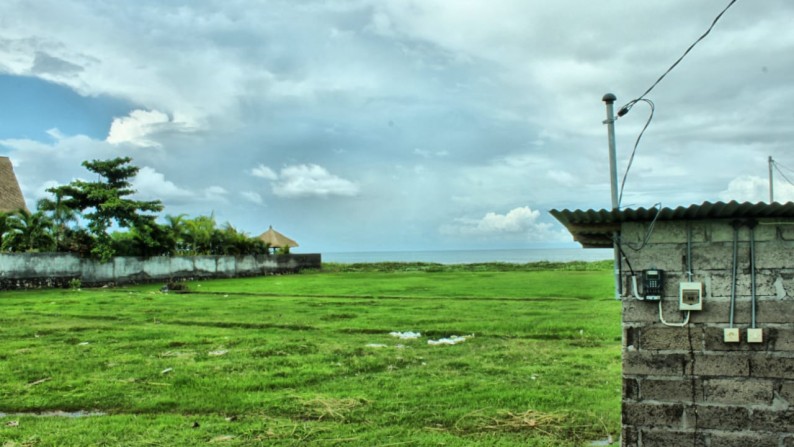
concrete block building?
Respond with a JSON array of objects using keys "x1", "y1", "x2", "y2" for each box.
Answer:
[{"x1": 552, "y1": 201, "x2": 794, "y2": 447}]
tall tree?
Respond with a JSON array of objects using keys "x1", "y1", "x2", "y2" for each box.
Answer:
[{"x1": 49, "y1": 157, "x2": 164, "y2": 261}]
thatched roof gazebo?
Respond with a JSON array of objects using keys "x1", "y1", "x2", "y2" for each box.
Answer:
[
  {"x1": 0, "y1": 157, "x2": 27, "y2": 213},
  {"x1": 257, "y1": 226, "x2": 299, "y2": 254}
]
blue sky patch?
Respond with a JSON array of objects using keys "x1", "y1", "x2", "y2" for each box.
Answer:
[{"x1": 0, "y1": 74, "x2": 132, "y2": 142}]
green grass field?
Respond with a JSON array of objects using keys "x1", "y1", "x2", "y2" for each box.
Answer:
[{"x1": 0, "y1": 262, "x2": 620, "y2": 446}]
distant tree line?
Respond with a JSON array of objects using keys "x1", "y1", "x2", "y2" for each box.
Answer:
[{"x1": 0, "y1": 157, "x2": 269, "y2": 261}]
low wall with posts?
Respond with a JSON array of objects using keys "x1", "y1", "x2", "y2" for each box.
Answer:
[
  {"x1": 620, "y1": 219, "x2": 794, "y2": 446},
  {"x1": 0, "y1": 253, "x2": 321, "y2": 289}
]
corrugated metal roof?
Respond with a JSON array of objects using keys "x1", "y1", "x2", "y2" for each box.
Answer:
[{"x1": 549, "y1": 201, "x2": 794, "y2": 248}]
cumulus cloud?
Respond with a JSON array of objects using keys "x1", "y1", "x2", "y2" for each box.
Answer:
[
  {"x1": 547, "y1": 169, "x2": 578, "y2": 186},
  {"x1": 31, "y1": 51, "x2": 83, "y2": 76},
  {"x1": 270, "y1": 164, "x2": 359, "y2": 198},
  {"x1": 719, "y1": 175, "x2": 794, "y2": 203},
  {"x1": 106, "y1": 109, "x2": 196, "y2": 148},
  {"x1": 440, "y1": 206, "x2": 568, "y2": 241},
  {"x1": 32, "y1": 179, "x2": 62, "y2": 202},
  {"x1": 132, "y1": 166, "x2": 193, "y2": 202},
  {"x1": 203, "y1": 186, "x2": 229, "y2": 201},
  {"x1": 250, "y1": 164, "x2": 278, "y2": 180},
  {"x1": 240, "y1": 191, "x2": 263, "y2": 205},
  {"x1": 106, "y1": 109, "x2": 172, "y2": 148}
]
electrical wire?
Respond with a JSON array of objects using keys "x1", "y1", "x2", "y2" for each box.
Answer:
[
  {"x1": 617, "y1": 99, "x2": 654, "y2": 208},
  {"x1": 625, "y1": 202, "x2": 663, "y2": 251},
  {"x1": 772, "y1": 159, "x2": 794, "y2": 174},
  {"x1": 749, "y1": 223, "x2": 758, "y2": 329},
  {"x1": 728, "y1": 223, "x2": 739, "y2": 328},
  {"x1": 616, "y1": 0, "x2": 739, "y2": 117},
  {"x1": 686, "y1": 223, "x2": 693, "y2": 282},
  {"x1": 773, "y1": 163, "x2": 794, "y2": 187},
  {"x1": 614, "y1": 0, "x2": 739, "y2": 207},
  {"x1": 659, "y1": 221, "x2": 695, "y2": 327},
  {"x1": 659, "y1": 300, "x2": 691, "y2": 327},
  {"x1": 616, "y1": 240, "x2": 635, "y2": 276}
]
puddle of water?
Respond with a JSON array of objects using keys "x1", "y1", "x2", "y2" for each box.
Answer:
[{"x1": 0, "y1": 411, "x2": 106, "y2": 418}]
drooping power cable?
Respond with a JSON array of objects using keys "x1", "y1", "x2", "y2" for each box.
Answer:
[
  {"x1": 617, "y1": 99, "x2": 654, "y2": 208},
  {"x1": 617, "y1": 0, "x2": 739, "y2": 118},
  {"x1": 773, "y1": 159, "x2": 794, "y2": 174},
  {"x1": 614, "y1": 0, "x2": 739, "y2": 207},
  {"x1": 773, "y1": 162, "x2": 794, "y2": 187}
]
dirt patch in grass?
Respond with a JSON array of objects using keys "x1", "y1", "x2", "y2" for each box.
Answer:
[{"x1": 166, "y1": 320, "x2": 316, "y2": 331}]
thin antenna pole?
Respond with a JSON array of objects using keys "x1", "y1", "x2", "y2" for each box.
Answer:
[
  {"x1": 603, "y1": 94, "x2": 619, "y2": 209},
  {"x1": 769, "y1": 156, "x2": 774, "y2": 203},
  {"x1": 603, "y1": 93, "x2": 621, "y2": 299}
]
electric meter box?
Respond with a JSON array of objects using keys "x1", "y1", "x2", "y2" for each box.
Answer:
[{"x1": 679, "y1": 282, "x2": 704, "y2": 311}]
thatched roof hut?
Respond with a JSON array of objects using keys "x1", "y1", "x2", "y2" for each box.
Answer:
[
  {"x1": 0, "y1": 157, "x2": 27, "y2": 213},
  {"x1": 257, "y1": 226, "x2": 299, "y2": 251}
]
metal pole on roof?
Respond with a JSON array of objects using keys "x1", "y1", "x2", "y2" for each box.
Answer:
[
  {"x1": 603, "y1": 93, "x2": 621, "y2": 299},
  {"x1": 769, "y1": 156, "x2": 774, "y2": 203},
  {"x1": 603, "y1": 94, "x2": 619, "y2": 209}
]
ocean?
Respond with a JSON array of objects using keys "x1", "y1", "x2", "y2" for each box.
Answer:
[{"x1": 321, "y1": 248, "x2": 613, "y2": 264}]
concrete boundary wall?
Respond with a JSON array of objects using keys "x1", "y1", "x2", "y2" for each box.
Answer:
[{"x1": 0, "y1": 253, "x2": 321, "y2": 289}]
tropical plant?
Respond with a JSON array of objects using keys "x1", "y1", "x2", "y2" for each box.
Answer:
[
  {"x1": 213, "y1": 223, "x2": 268, "y2": 256},
  {"x1": 0, "y1": 211, "x2": 12, "y2": 251},
  {"x1": 3, "y1": 209, "x2": 55, "y2": 252},
  {"x1": 58, "y1": 227, "x2": 95, "y2": 257},
  {"x1": 37, "y1": 190, "x2": 78, "y2": 249},
  {"x1": 183, "y1": 214, "x2": 217, "y2": 255},
  {"x1": 163, "y1": 214, "x2": 188, "y2": 253}
]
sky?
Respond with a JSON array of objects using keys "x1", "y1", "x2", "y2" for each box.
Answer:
[{"x1": 1, "y1": 0, "x2": 794, "y2": 253}]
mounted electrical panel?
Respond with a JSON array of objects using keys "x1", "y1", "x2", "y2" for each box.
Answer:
[
  {"x1": 747, "y1": 328, "x2": 763, "y2": 343},
  {"x1": 679, "y1": 282, "x2": 703, "y2": 311},
  {"x1": 642, "y1": 269, "x2": 664, "y2": 301},
  {"x1": 723, "y1": 328, "x2": 740, "y2": 343}
]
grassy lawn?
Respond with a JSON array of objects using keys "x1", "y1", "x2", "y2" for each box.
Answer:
[{"x1": 0, "y1": 262, "x2": 620, "y2": 446}]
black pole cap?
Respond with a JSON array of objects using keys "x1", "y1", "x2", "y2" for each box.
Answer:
[{"x1": 602, "y1": 93, "x2": 617, "y2": 103}]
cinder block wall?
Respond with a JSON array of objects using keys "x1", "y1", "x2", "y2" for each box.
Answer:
[
  {"x1": 0, "y1": 253, "x2": 322, "y2": 289},
  {"x1": 620, "y1": 219, "x2": 794, "y2": 447}
]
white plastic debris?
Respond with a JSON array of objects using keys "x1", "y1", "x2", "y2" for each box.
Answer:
[
  {"x1": 366, "y1": 343, "x2": 388, "y2": 348},
  {"x1": 208, "y1": 350, "x2": 228, "y2": 356},
  {"x1": 161, "y1": 367, "x2": 174, "y2": 375},
  {"x1": 389, "y1": 331, "x2": 421, "y2": 340},
  {"x1": 427, "y1": 334, "x2": 473, "y2": 346},
  {"x1": 77, "y1": 342, "x2": 90, "y2": 346}
]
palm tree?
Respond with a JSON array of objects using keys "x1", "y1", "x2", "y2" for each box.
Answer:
[
  {"x1": 184, "y1": 214, "x2": 217, "y2": 255},
  {"x1": 164, "y1": 214, "x2": 188, "y2": 254},
  {"x1": 4, "y1": 209, "x2": 55, "y2": 252},
  {"x1": 37, "y1": 191, "x2": 78, "y2": 250},
  {"x1": 0, "y1": 212, "x2": 12, "y2": 251}
]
